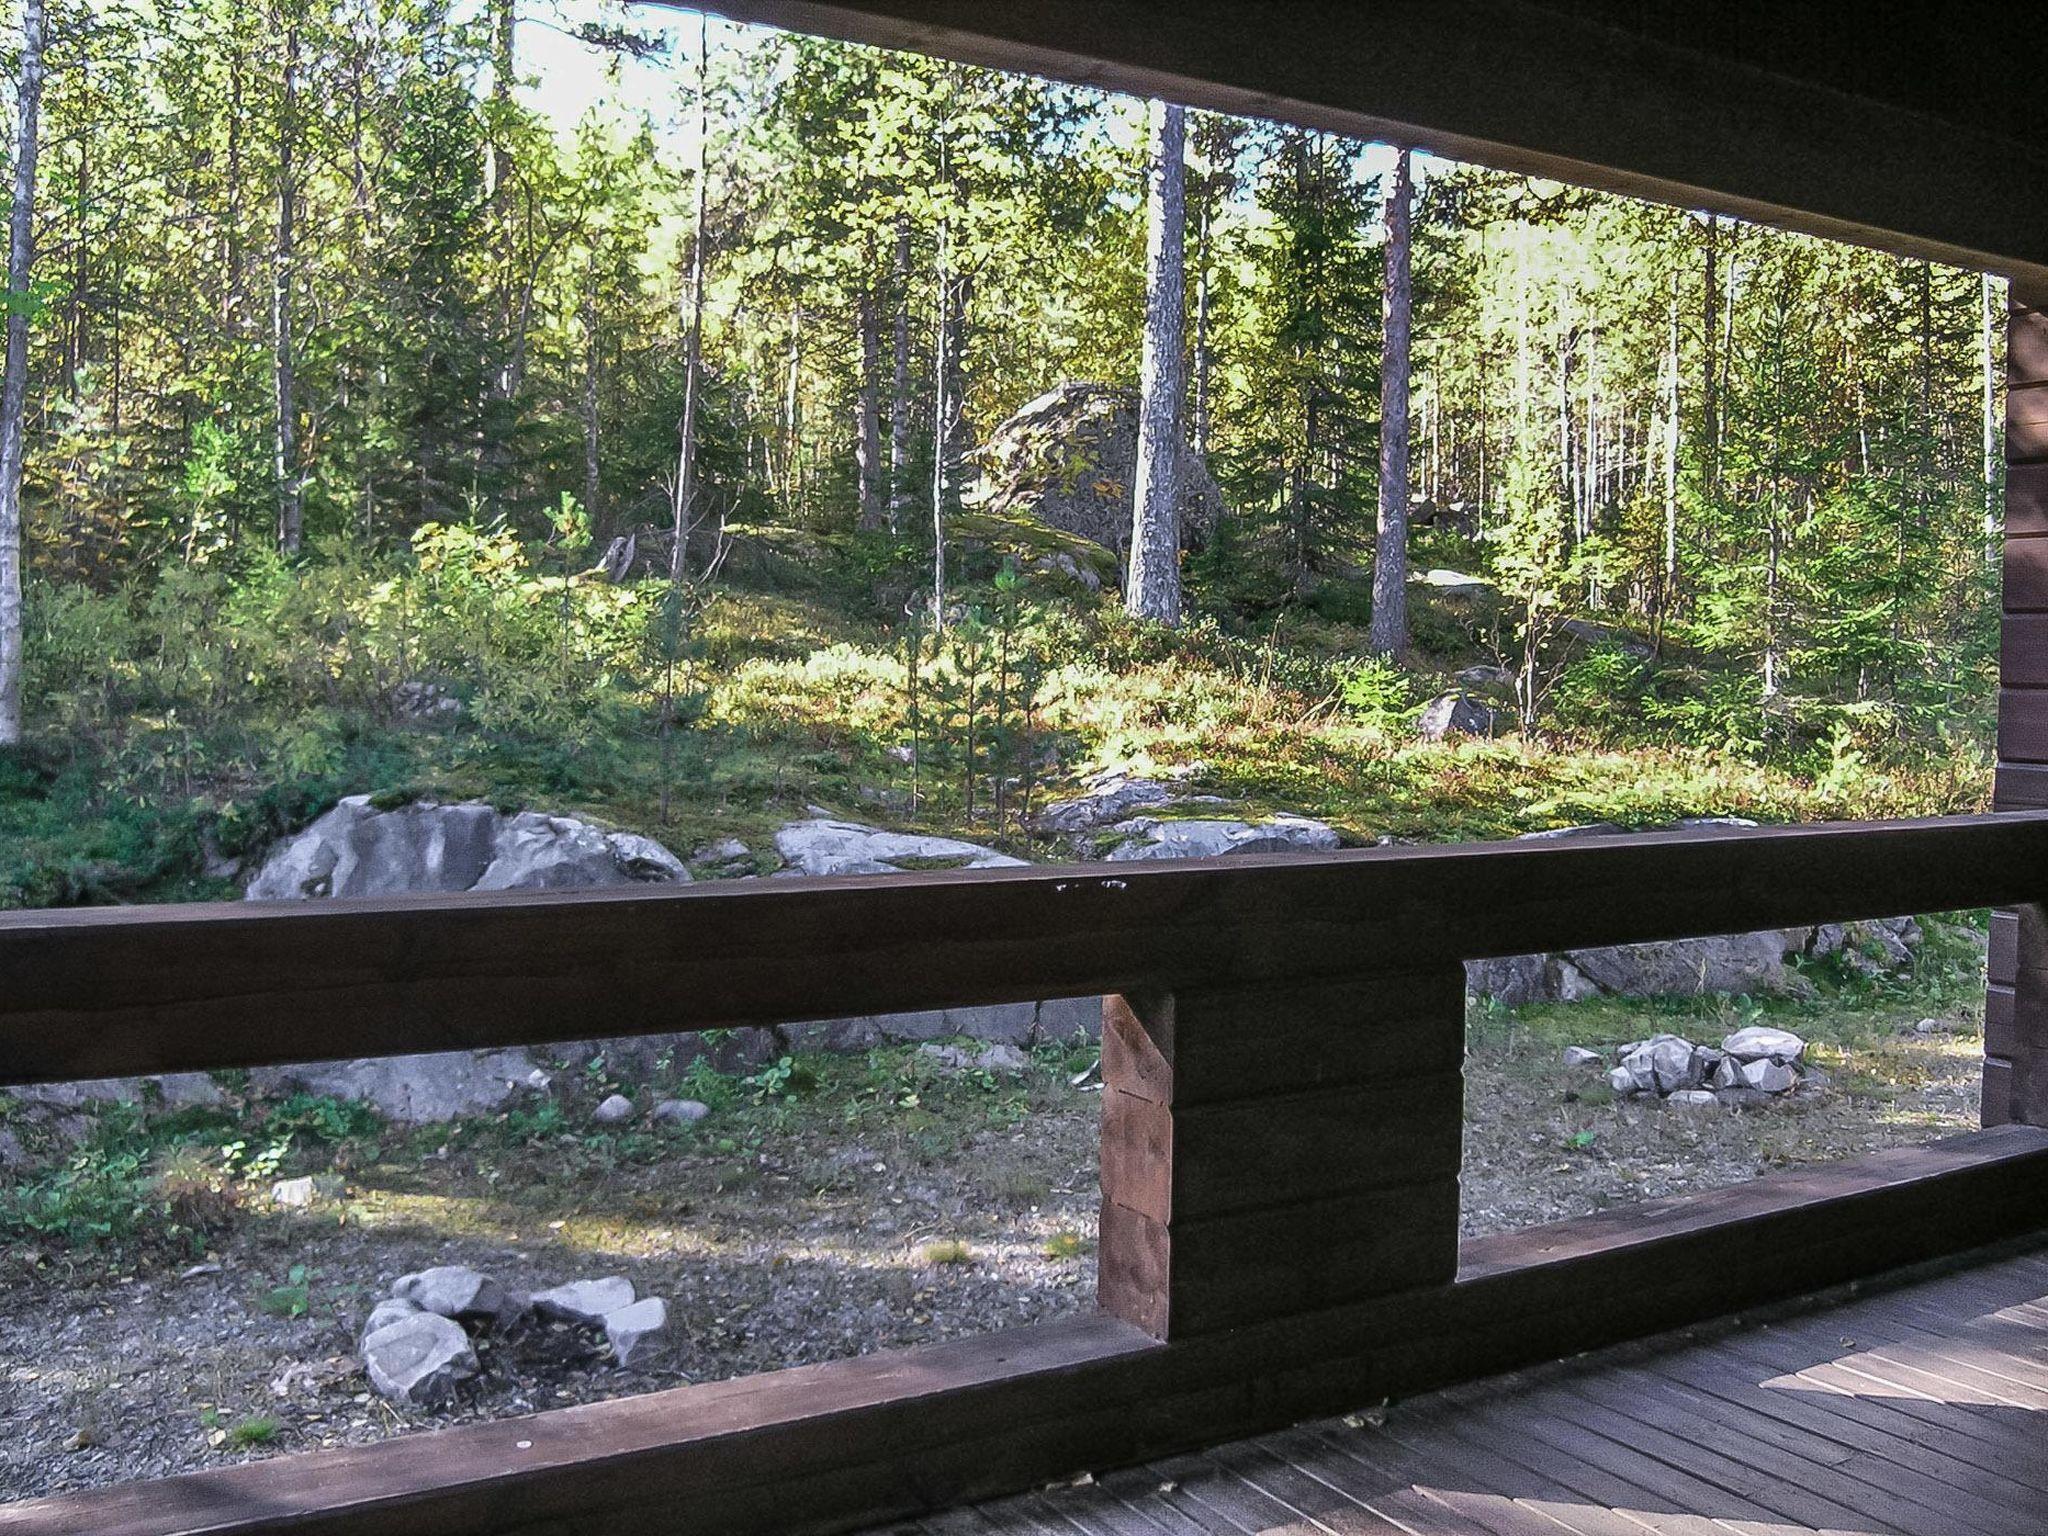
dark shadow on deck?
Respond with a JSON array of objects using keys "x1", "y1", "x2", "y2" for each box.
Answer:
[{"x1": 894, "y1": 1248, "x2": 2048, "y2": 1536}]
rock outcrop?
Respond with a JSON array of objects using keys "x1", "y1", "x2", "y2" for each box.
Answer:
[
  {"x1": 772, "y1": 816, "x2": 1027, "y2": 877},
  {"x1": 1101, "y1": 813, "x2": 1341, "y2": 861},
  {"x1": 967, "y1": 382, "x2": 1222, "y2": 564},
  {"x1": 247, "y1": 796, "x2": 688, "y2": 900}
]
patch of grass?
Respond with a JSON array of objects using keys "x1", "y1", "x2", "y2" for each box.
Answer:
[
  {"x1": 1043, "y1": 1230, "x2": 1089, "y2": 1260},
  {"x1": 921, "y1": 1238, "x2": 972, "y2": 1266},
  {"x1": 256, "y1": 1264, "x2": 312, "y2": 1319},
  {"x1": 225, "y1": 1416, "x2": 282, "y2": 1449}
]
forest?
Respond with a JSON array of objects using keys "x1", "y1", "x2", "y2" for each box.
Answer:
[{"x1": 0, "y1": 0, "x2": 2012, "y2": 907}]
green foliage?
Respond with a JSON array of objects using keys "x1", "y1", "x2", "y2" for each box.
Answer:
[
  {"x1": 257, "y1": 1265, "x2": 313, "y2": 1320},
  {"x1": 1339, "y1": 656, "x2": 1418, "y2": 728}
]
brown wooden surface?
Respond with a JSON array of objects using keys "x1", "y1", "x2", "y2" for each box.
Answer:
[
  {"x1": 1994, "y1": 293, "x2": 2048, "y2": 1128},
  {"x1": 928, "y1": 1247, "x2": 2048, "y2": 1536},
  {"x1": 1098, "y1": 976, "x2": 1464, "y2": 1339},
  {"x1": 14, "y1": 1127, "x2": 2048, "y2": 1536},
  {"x1": 6, "y1": 812, "x2": 2046, "y2": 1089},
  {"x1": 2008, "y1": 462, "x2": 2048, "y2": 538}
]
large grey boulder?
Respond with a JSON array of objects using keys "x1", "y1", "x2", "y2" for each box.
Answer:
[
  {"x1": 247, "y1": 796, "x2": 688, "y2": 900},
  {"x1": 1565, "y1": 931, "x2": 1802, "y2": 999},
  {"x1": 251, "y1": 1048, "x2": 538, "y2": 1125},
  {"x1": 475, "y1": 815, "x2": 687, "y2": 890},
  {"x1": 772, "y1": 816, "x2": 1026, "y2": 877},
  {"x1": 10, "y1": 1073, "x2": 224, "y2": 1111},
  {"x1": 966, "y1": 381, "x2": 1222, "y2": 564},
  {"x1": 1035, "y1": 773, "x2": 1179, "y2": 834},
  {"x1": 361, "y1": 1311, "x2": 479, "y2": 1405},
  {"x1": 1102, "y1": 814, "x2": 1340, "y2": 862}
]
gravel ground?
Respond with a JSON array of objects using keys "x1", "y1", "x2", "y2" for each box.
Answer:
[{"x1": 0, "y1": 984, "x2": 1986, "y2": 1504}]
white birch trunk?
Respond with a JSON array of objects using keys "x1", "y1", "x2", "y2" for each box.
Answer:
[
  {"x1": 1126, "y1": 99, "x2": 1185, "y2": 626},
  {"x1": 0, "y1": 0, "x2": 48, "y2": 744}
]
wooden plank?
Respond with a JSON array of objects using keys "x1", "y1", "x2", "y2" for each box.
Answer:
[
  {"x1": 1984, "y1": 1056, "x2": 2015, "y2": 1126},
  {"x1": 1100, "y1": 1075, "x2": 1463, "y2": 1223},
  {"x1": 1563, "y1": 1363, "x2": 2009, "y2": 1535},
  {"x1": 2000, "y1": 614, "x2": 2048, "y2": 687},
  {"x1": 1100, "y1": 1182, "x2": 1461, "y2": 1337},
  {"x1": 8, "y1": 814, "x2": 2048, "y2": 1088},
  {"x1": 1990, "y1": 910, "x2": 2017, "y2": 984},
  {"x1": 1993, "y1": 761, "x2": 2048, "y2": 809},
  {"x1": 2015, "y1": 306, "x2": 2048, "y2": 389},
  {"x1": 2014, "y1": 380, "x2": 2048, "y2": 464},
  {"x1": 1387, "y1": 1392, "x2": 1784, "y2": 1534},
  {"x1": 15, "y1": 1129, "x2": 2048, "y2": 1536},
  {"x1": 1706, "y1": 1328, "x2": 2048, "y2": 1501},
  {"x1": 1100, "y1": 973, "x2": 1465, "y2": 1109},
  {"x1": 2004, "y1": 537, "x2": 2048, "y2": 615},
  {"x1": 1997, "y1": 687, "x2": 2048, "y2": 760},
  {"x1": 1279, "y1": 1421, "x2": 1656, "y2": 1536},
  {"x1": 2007, "y1": 462, "x2": 2048, "y2": 539},
  {"x1": 1642, "y1": 1346, "x2": 2048, "y2": 1520}
]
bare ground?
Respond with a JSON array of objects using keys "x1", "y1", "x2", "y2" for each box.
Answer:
[{"x1": 0, "y1": 971, "x2": 1987, "y2": 1504}]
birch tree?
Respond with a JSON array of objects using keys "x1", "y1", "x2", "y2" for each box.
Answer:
[
  {"x1": 1368, "y1": 145, "x2": 1413, "y2": 658},
  {"x1": 0, "y1": 0, "x2": 47, "y2": 745},
  {"x1": 1126, "y1": 98, "x2": 1185, "y2": 625}
]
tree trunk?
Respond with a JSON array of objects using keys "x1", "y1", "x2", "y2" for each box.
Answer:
[
  {"x1": 1368, "y1": 146, "x2": 1414, "y2": 659},
  {"x1": 856, "y1": 281, "x2": 885, "y2": 530},
  {"x1": 272, "y1": 17, "x2": 303, "y2": 555},
  {"x1": 930, "y1": 231, "x2": 951, "y2": 623},
  {"x1": 669, "y1": 17, "x2": 710, "y2": 583},
  {"x1": 888, "y1": 217, "x2": 911, "y2": 535},
  {"x1": 0, "y1": 0, "x2": 46, "y2": 746},
  {"x1": 581, "y1": 275, "x2": 601, "y2": 531},
  {"x1": 1985, "y1": 272, "x2": 2001, "y2": 561},
  {"x1": 1662, "y1": 284, "x2": 1680, "y2": 595},
  {"x1": 1126, "y1": 99, "x2": 1186, "y2": 626},
  {"x1": 1193, "y1": 192, "x2": 1213, "y2": 460},
  {"x1": 1702, "y1": 212, "x2": 1721, "y2": 496}
]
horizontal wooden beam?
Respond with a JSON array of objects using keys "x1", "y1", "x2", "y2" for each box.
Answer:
[
  {"x1": 4, "y1": 814, "x2": 2044, "y2": 1087},
  {"x1": 688, "y1": 0, "x2": 2048, "y2": 288},
  {"x1": 15, "y1": 1126, "x2": 2047, "y2": 1536}
]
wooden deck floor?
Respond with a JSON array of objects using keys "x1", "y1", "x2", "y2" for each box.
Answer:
[{"x1": 886, "y1": 1248, "x2": 2048, "y2": 1536}]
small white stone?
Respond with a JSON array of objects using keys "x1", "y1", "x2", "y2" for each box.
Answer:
[
  {"x1": 1606, "y1": 1066, "x2": 1635, "y2": 1095},
  {"x1": 1721, "y1": 1025, "x2": 1805, "y2": 1064},
  {"x1": 593, "y1": 1094, "x2": 636, "y2": 1125},
  {"x1": 604, "y1": 1296, "x2": 668, "y2": 1367},
  {"x1": 270, "y1": 1173, "x2": 343, "y2": 1207},
  {"x1": 652, "y1": 1098, "x2": 710, "y2": 1126},
  {"x1": 1562, "y1": 1046, "x2": 1603, "y2": 1069},
  {"x1": 1666, "y1": 1089, "x2": 1720, "y2": 1108}
]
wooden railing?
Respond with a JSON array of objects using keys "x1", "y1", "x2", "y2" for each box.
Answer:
[{"x1": 7, "y1": 812, "x2": 2048, "y2": 1536}]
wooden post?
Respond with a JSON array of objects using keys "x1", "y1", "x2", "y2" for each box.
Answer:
[
  {"x1": 1990, "y1": 281, "x2": 2048, "y2": 1125},
  {"x1": 1096, "y1": 970, "x2": 1466, "y2": 1339}
]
